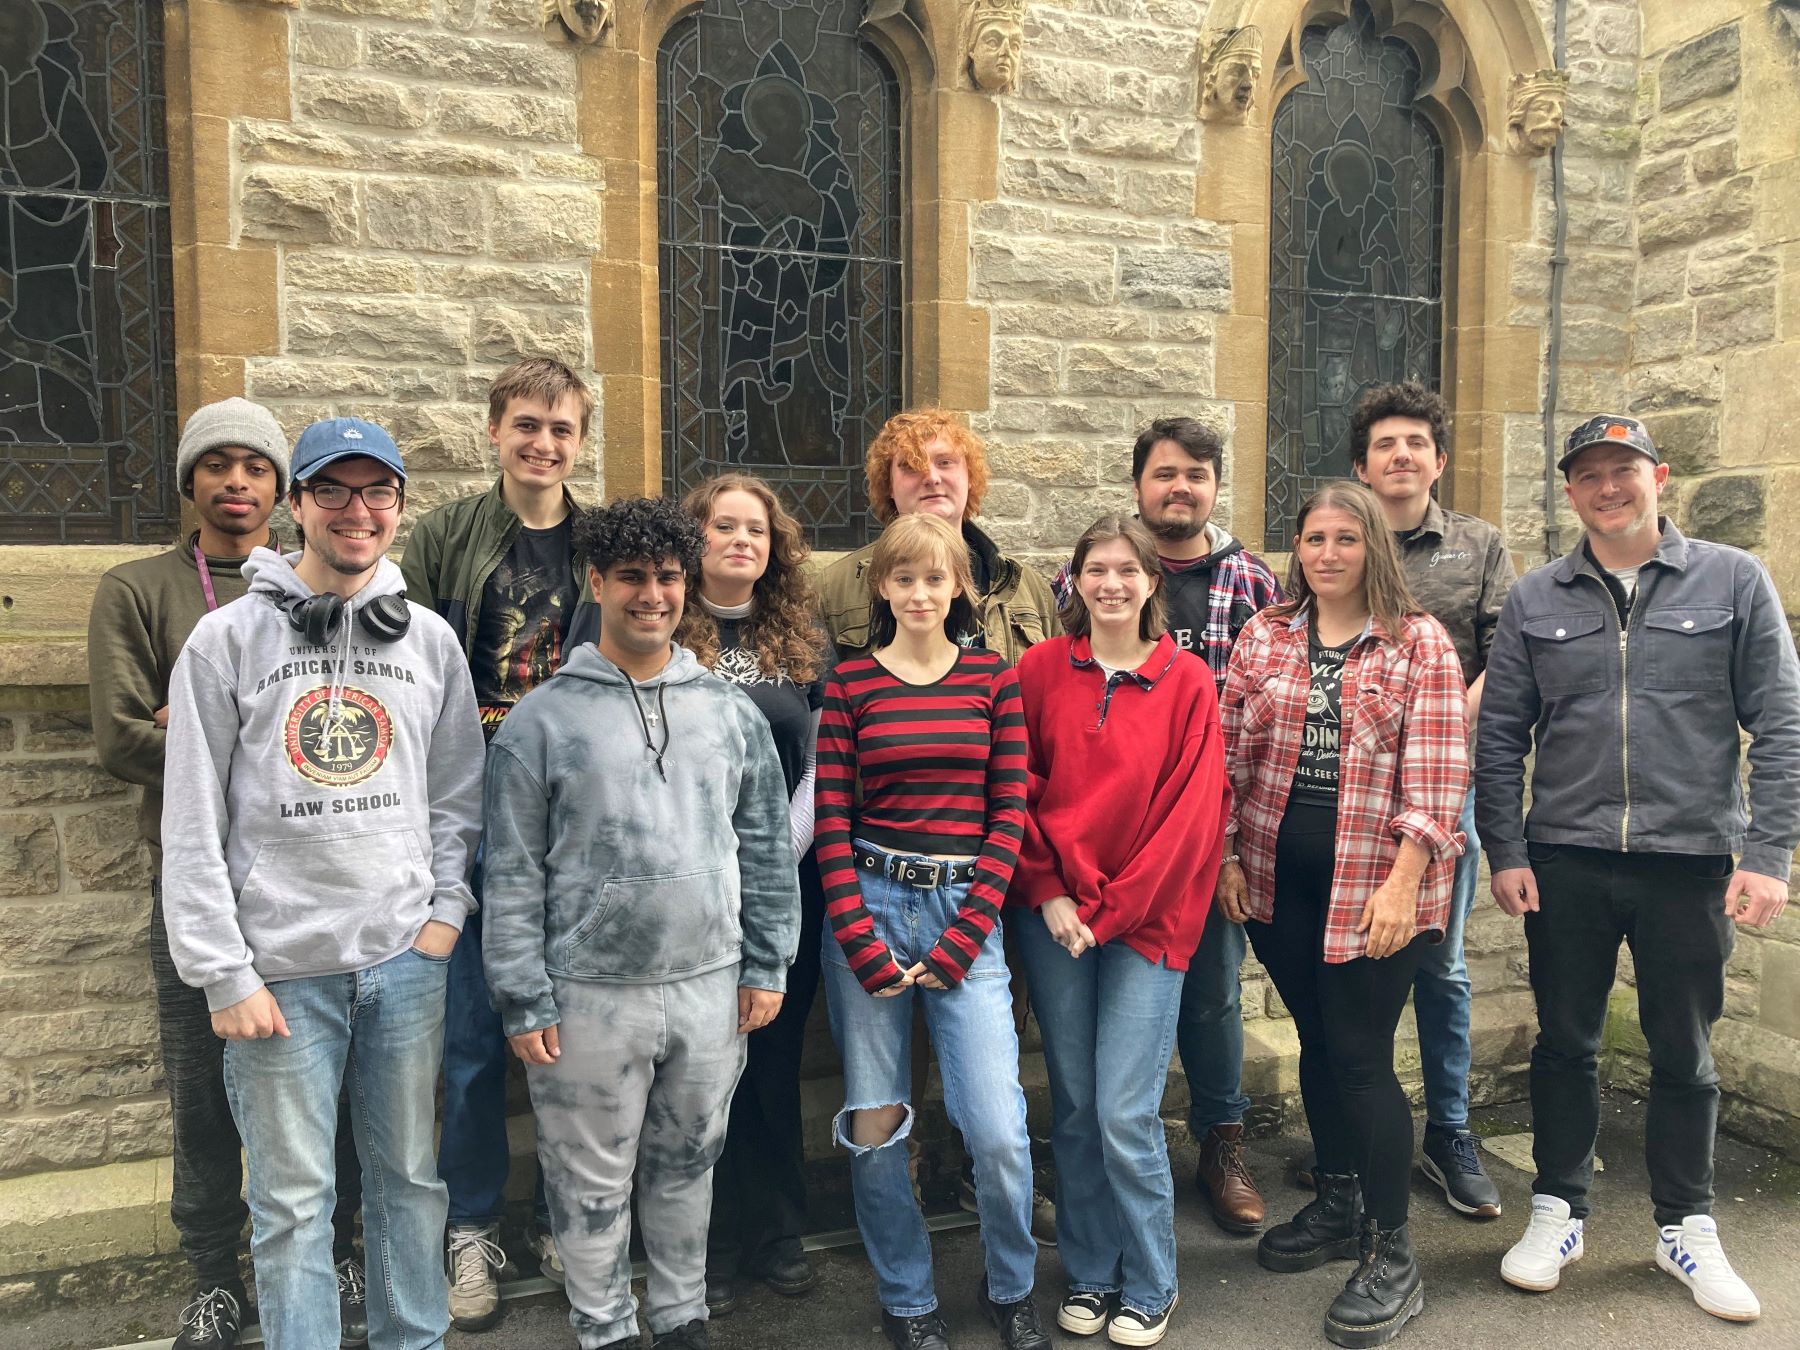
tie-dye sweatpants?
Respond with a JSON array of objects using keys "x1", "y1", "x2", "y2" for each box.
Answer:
[{"x1": 529, "y1": 966, "x2": 747, "y2": 1348}]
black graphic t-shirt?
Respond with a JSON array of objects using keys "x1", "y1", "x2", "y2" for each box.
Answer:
[
  {"x1": 472, "y1": 520, "x2": 578, "y2": 739},
  {"x1": 1289, "y1": 625, "x2": 1350, "y2": 804},
  {"x1": 712, "y1": 613, "x2": 826, "y2": 795}
]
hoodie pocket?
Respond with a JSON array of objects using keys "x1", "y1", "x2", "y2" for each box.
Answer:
[
  {"x1": 238, "y1": 828, "x2": 430, "y2": 977},
  {"x1": 561, "y1": 865, "x2": 739, "y2": 980}
]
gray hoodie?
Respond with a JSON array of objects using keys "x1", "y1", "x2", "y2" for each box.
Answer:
[
  {"x1": 161, "y1": 547, "x2": 484, "y2": 1011},
  {"x1": 481, "y1": 642, "x2": 800, "y2": 1038}
]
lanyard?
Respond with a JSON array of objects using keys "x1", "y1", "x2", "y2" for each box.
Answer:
[{"x1": 195, "y1": 543, "x2": 220, "y2": 612}]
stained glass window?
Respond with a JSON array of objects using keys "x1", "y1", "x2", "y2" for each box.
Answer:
[
  {"x1": 1265, "y1": 0, "x2": 1444, "y2": 550},
  {"x1": 658, "y1": 0, "x2": 903, "y2": 550},
  {"x1": 0, "y1": 0, "x2": 177, "y2": 544}
]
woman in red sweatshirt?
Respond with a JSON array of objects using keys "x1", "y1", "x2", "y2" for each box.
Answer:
[{"x1": 1012, "y1": 514, "x2": 1230, "y2": 1348}]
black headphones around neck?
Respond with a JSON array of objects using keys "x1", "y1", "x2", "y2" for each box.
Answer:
[{"x1": 287, "y1": 592, "x2": 412, "y2": 647}]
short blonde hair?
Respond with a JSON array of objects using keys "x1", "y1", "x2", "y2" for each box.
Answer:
[
  {"x1": 864, "y1": 408, "x2": 990, "y2": 524},
  {"x1": 866, "y1": 513, "x2": 978, "y2": 646}
]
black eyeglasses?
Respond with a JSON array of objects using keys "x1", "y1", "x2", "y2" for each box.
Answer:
[{"x1": 299, "y1": 482, "x2": 402, "y2": 511}]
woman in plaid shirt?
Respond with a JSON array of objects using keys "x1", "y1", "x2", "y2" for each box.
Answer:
[{"x1": 1216, "y1": 481, "x2": 1468, "y2": 1348}]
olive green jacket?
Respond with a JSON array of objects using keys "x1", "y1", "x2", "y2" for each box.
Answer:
[
  {"x1": 816, "y1": 519, "x2": 1057, "y2": 664},
  {"x1": 399, "y1": 479, "x2": 598, "y2": 657}
]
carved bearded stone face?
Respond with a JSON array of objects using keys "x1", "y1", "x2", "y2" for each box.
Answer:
[
  {"x1": 1515, "y1": 91, "x2": 1566, "y2": 152},
  {"x1": 969, "y1": 18, "x2": 1023, "y2": 93}
]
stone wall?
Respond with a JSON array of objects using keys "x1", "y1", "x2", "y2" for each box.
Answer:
[
  {"x1": 216, "y1": 0, "x2": 607, "y2": 530},
  {"x1": 1607, "y1": 0, "x2": 1800, "y2": 1157}
]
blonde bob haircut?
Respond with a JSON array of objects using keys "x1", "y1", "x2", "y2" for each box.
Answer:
[
  {"x1": 864, "y1": 407, "x2": 990, "y2": 524},
  {"x1": 1059, "y1": 514, "x2": 1168, "y2": 642},
  {"x1": 865, "y1": 512, "x2": 979, "y2": 647}
]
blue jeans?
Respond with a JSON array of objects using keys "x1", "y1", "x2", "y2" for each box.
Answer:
[
  {"x1": 821, "y1": 846, "x2": 1037, "y2": 1317},
  {"x1": 1015, "y1": 910, "x2": 1183, "y2": 1318},
  {"x1": 440, "y1": 900, "x2": 550, "y2": 1228},
  {"x1": 225, "y1": 947, "x2": 451, "y2": 1350},
  {"x1": 1413, "y1": 785, "x2": 1478, "y2": 1131},
  {"x1": 1174, "y1": 903, "x2": 1249, "y2": 1134}
]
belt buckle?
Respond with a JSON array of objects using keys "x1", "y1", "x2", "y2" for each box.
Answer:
[{"x1": 899, "y1": 858, "x2": 942, "y2": 888}]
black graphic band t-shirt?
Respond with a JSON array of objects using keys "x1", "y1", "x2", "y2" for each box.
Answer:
[
  {"x1": 472, "y1": 520, "x2": 579, "y2": 739},
  {"x1": 712, "y1": 613, "x2": 826, "y2": 795},
  {"x1": 1289, "y1": 625, "x2": 1350, "y2": 804}
]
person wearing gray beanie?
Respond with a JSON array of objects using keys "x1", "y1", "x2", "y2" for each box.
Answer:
[{"x1": 177, "y1": 397, "x2": 291, "y2": 498}]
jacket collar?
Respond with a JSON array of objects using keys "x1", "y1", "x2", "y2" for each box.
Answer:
[
  {"x1": 1550, "y1": 517, "x2": 1686, "y2": 585},
  {"x1": 1414, "y1": 498, "x2": 1447, "y2": 541},
  {"x1": 480, "y1": 476, "x2": 585, "y2": 531},
  {"x1": 1069, "y1": 632, "x2": 1178, "y2": 688}
]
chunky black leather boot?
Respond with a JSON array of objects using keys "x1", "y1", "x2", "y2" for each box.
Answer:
[
  {"x1": 1257, "y1": 1172, "x2": 1364, "y2": 1272},
  {"x1": 1323, "y1": 1219, "x2": 1424, "y2": 1347}
]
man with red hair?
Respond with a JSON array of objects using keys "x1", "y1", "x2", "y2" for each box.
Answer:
[{"x1": 818, "y1": 408, "x2": 1055, "y2": 664}]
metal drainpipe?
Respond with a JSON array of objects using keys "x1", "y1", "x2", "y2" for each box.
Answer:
[{"x1": 1540, "y1": 0, "x2": 1570, "y2": 561}]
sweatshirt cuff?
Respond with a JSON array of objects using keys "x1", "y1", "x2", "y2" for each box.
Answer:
[
  {"x1": 429, "y1": 894, "x2": 471, "y2": 932},
  {"x1": 203, "y1": 965, "x2": 267, "y2": 1014},
  {"x1": 500, "y1": 998, "x2": 560, "y2": 1039},
  {"x1": 921, "y1": 945, "x2": 968, "y2": 989},
  {"x1": 1485, "y1": 839, "x2": 1531, "y2": 873},
  {"x1": 1736, "y1": 845, "x2": 1793, "y2": 884},
  {"x1": 739, "y1": 959, "x2": 789, "y2": 994}
]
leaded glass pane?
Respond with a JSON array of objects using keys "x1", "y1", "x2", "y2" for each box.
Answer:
[
  {"x1": 0, "y1": 0, "x2": 177, "y2": 544},
  {"x1": 658, "y1": 0, "x2": 903, "y2": 550},
  {"x1": 1265, "y1": 0, "x2": 1444, "y2": 550}
]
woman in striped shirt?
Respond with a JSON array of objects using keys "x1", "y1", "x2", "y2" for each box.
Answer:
[{"x1": 815, "y1": 512, "x2": 1048, "y2": 1350}]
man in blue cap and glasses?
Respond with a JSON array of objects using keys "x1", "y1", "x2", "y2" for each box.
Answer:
[{"x1": 161, "y1": 417, "x2": 486, "y2": 1349}]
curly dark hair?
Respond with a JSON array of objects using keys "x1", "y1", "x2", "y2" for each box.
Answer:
[
  {"x1": 673, "y1": 474, "x2": 825, "y2": 684},
  {"x1": 1348, "y1": 381, "x2": 1450, "y2": 468},
  {"x1": 572, "y1": 496, "x2": 703, "y2": 579}
]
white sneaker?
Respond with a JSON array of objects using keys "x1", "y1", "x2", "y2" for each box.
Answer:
[
  {"x1": 1500, "y1": 1194, "x2": 1584, "y2": 1292},
  {"x1": 447, "y1": 1223, "x2": 506, "y2": 1331},
  {"x1": 1655, "y1": 1215, "x2": 1761, "y2": 1322},
  {"x1": 525, "y1": 1226, "x2": 565, "y2": 1286}
]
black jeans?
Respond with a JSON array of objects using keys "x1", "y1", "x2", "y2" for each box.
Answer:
[
  {"x1": 1523, "y1": 843, "x2": 1734, "y2": 1226},
  {"x1": 1246, "y1": 801, "x2": 1426, "y2": 1228},
  {"x1": 707, "y1": 853, "x2": 827, "y2": 1274},
  {"x1": 150, "y1": 882, "x2": 363, "y2": 1292}
]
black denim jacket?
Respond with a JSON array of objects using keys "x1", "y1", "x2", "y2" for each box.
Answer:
[{"x1": 1475, "y1": 520, "x2": 1800, "y2": 879}]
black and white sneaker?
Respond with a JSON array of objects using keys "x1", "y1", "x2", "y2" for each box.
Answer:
[
  {"x1": 1105, "y1": 1294, "x2": 1176, "y2": 1347},
  {"x1": 336, "y1": 1258, "x2": 368, "y2": 1347},
  {"x1": 173, "y1": 1287, "x2": 243, "y2": 1350},
  {"x1": 1420, "y1": 1127, "x2": 1502, "y2": 1218},
  {"x1": 1056, "y1": 1290, "x2": 1114, "y2": 1336}
]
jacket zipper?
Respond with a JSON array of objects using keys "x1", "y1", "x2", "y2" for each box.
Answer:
[{"x1": 1618, "y1": 627, "x2": 1630, "y2": 850}]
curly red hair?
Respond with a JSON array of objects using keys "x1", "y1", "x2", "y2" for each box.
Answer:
[{"x1": 864, "y1": 408, "x2": 990, "y2": 524}]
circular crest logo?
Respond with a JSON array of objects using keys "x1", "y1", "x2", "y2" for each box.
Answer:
[{"x1": 285, "y1": 687, "x2": 393, "y2": 788}]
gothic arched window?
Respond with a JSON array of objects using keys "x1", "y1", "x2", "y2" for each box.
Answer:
[
  {"x1": 1265, "y1": 1, "x2": 1444, "y2": 549},
  {"x1": 658, "y1": 0, "x2": 904, "y2": 550},
  {"x1": 0, "y1": 0, "x2": 177, "y2": 543}
]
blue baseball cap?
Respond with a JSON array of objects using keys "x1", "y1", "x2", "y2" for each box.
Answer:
[{"x1": 291, "y1": 417, "x2": 407, "y2": 483}]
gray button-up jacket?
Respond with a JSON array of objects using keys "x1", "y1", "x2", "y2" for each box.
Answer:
[{"x1": 1476, "y1": 520, "x2": 1800, "y2": 880}]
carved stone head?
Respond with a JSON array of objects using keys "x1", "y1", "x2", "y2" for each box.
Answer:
[
  {"x1": 1507, "y1": 69, "x2": 1569, "y2": 154},
  {"x1": 547, "y1": 0, "x2": 614, "y2": 45},
  {"x1": 966, "y1": 0, "x2": 1026, "y2": 95},
  {"x1": 1200, "y1": 27, "x2": 1264, "y2": 123}
]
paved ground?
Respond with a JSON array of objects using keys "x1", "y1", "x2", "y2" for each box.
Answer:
[{"x1": 17, "y1": 1093, "x2": 1798, "y2": 1350}]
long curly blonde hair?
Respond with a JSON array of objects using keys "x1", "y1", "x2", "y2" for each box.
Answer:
[{"x1": 675, "y1": 473, "x2": 825, "y2": 684}]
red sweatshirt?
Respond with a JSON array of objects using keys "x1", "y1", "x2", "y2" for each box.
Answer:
[{"x1": 1012, "y1": 634, "x2": 1229, "y2": 970}]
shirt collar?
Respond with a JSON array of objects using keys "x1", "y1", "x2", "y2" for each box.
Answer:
[{"x1": 1069, "y1": 633, "x2": 1177, "y2": 688}]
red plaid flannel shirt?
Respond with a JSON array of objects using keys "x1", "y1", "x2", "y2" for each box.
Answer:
[{"x1": 1220, "y1": 608, "x2": 1469, "y2": 963}]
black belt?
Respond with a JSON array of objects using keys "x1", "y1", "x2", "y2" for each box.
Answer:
[{"x1": 856, "y1": 847, "x2": 977, "y2": 889}]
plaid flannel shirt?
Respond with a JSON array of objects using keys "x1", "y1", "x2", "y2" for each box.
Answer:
[{"x1": 1221, "y1": 607, "x2": 1469, "y2": 963}]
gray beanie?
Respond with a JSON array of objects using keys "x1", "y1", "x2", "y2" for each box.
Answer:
[{"x1": 177, "y1": 397, "x2": 291, "y2": 497}]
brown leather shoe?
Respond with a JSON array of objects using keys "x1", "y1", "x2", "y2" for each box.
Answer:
[{"x1": 1195, "y1": 1124, "x2": 1266, "y2": 1234}]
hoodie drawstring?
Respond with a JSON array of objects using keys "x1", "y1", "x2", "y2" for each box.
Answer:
[{"x1": 324, "y1": 599, "x2": 355, "y2": 730}]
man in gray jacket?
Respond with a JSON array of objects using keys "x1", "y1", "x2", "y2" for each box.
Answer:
[
  {"x1": 1478, "y1": 415, "x2": 1800, "y2": 1324},
  {"x1": 162, "y1": 418, "x2": 485, "y2": 1349},
  {"x1": 481, "y1": 496, "x2": 800, "y2": 1350}
]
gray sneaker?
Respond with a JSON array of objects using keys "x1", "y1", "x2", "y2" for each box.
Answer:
[
  {"x1": 1421, "y1": 1126, "x2": 1502, "y2": 1218},
  {"x1": 446, "y1": 1223, "x2": 506, "y2": 1331}
]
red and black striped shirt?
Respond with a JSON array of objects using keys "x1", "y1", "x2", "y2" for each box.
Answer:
[{"x1": 816, "y1": 649, "x2": 1027, "y2": 992}]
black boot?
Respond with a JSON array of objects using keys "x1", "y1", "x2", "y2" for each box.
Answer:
[
  {"x1": 1323, "y1": 1220, "x2": 1424, "y2": 1348},
  {"x1": 981, "y1": 1282, "x2": 1050, "y2": 1350},
  {"x1": 883, "y1": 1310, "x2": 952, "y2": 1350},
  {"x1": 1256, "y1": 1172, "x2": 1363, "y2": 1272}
]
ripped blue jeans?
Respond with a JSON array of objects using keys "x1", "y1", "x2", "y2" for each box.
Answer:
[{"x1": 821, "y1": 845, "x2": 1037, "y2": 1316}]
